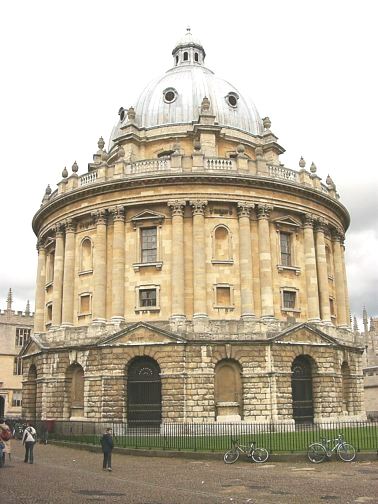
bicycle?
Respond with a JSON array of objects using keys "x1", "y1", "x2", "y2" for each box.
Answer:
[
  {"x1": 224, "y1": 439, "x2": 269, "y2": 464},
  {"x1": 307, "y1": 434, "x2": 356, "y2": 463}
]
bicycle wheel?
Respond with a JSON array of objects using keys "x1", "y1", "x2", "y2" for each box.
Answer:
[
  {"x1": 251, "y1": 447, "x2": 269, "y2": 463},
  {"x1": 223, "y1": 449, "x2": 240, "y2": 464},
  {"x1": 307, "y1": 443, "x2": 327, "y2": 463},
  {"x1": 337, "y1": 443, "x2": 356, "y2": 462}
]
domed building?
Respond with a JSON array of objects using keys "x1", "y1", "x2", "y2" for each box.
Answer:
[{"x1": 22, "y1": 30, "x2": 366, "y2": 426}]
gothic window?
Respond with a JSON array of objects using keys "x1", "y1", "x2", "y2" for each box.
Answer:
[
  {"x1": 14, "y1": 357, "x2": 23, "y2": 375},
  {"x1": 141, "y1": 227, "x2": 157, "y2": 263},
  {"x1": 80, "y1": 238, "x2": 93, "y2": 273},
  {"x1": 15, "y1": 327, "x2": 31, "y2": 347}
]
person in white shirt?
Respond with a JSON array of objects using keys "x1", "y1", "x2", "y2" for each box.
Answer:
[{"x1": 22, "y1": 422, "x2": 37, "y2": 464}]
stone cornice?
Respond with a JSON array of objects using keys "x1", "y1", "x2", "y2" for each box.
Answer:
[{"x1": 32, "y1": 173, "x2": 350, "y2": 235}]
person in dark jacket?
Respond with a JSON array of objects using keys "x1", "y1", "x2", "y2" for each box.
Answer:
[{"x1": 100, "y1": 428, "x2": 114, "y2": 471}]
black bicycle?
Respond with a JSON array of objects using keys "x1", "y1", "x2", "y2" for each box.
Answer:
[
  {"x1": 224, "y1": 439, "x2": 269, "y2": 464},
  {"x1": 307, "y1": 434, "x2": 356, "y2": 463}
]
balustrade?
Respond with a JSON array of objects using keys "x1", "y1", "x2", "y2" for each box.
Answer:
[
  {"x1": 268, "y1": 164, "x2": 299, "y2": 182},
  {"x1": 80, "y1": 171, "x2": 98, "y2": 186}
]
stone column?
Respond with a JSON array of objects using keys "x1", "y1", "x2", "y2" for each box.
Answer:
[
  {"x1": 341, "y1": 243, "x2": 351, "y2": 327},
  {"x1": 257, "y1": 204, "x2": 274, "y2": 319},
  {"x1": 237, "y1": 201, "x2": 255, "y2": 319},
  {"x1": 51, "y1": 223, "x2": 65, "y2": 328},
  {"x1": 303, "y1": 214, "x2": 320, "y2": 322},
  {"x1": 190, "y1": 200, "x2": 208, "y2": 319},
  {"x1": 314, "y1": 218, "x2": 331, "y2": 323},
  {"x1": 34, "y1": 240, "x2": 46, "y2": 332},
  {"x1": 168, "y1": 200, "x2": 186, "y2": 321},
  {"x1": 332, "y1": 230, "x2": 348, "y2": 327},
  {"x1": 110, "y1": 206, "x2": 125, "y2": 323},
  {"x1": 61, "y1": 219, "x2": 76, "y2": 326},
  {"x1": 92, "y1": 209, "x2": 107, "y2": 324}
]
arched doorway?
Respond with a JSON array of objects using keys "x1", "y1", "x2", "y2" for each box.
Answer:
[
  {"x1": 127, "y1": 357, "x2": 161, "y2": 427},
  {"x1": 214, "y1": 359, "x2": 242, "y2": 420},
  {"x1": 66, "y1": 363, "x2": 85, "y2": 418},
  {"x1": 291, "y1": 356, "x2": 314, "y2": 424}
]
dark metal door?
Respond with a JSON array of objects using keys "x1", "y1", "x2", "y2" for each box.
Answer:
[
  {"x1": 291, "y1": 356, "x2": 314, "y2": 424},
  {"x1": 127, "y1": 358, "x2": 161, "y2": 427}
]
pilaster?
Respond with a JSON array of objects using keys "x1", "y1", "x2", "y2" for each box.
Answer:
[
  {"x1": 303, "y1": 214, "x2": 320, "y2": 322},
  {"x1": 190, "y1": 200, "x2": 208, "y2": 319},
  {"x1": 61, "y1": 219, "x2": 76, "y2": 327},
  {"x1": 257, "y1": 204, "x2": 274, "y2": 319},
  {"x1": 34, "y1": 240, "x2": 46, "y2": 332},
  {"x1": 110, "y1": 206, "x2": 125, "y2": 323},
  {"x1": 237, "y1": 201, "x2": 255, "y2": 320},
  {"x1": 51, "y1": 223, "x2": 65, "y2": 328},
  {"x1": 314, "y1": 218, "x2": 331, "y2": 323},
  {"x1": 168, "y1": 200, "x2": 187, "y2": 321},
  {"x1": 92, "y1": 209, "x2": 108, "y2": 325}
]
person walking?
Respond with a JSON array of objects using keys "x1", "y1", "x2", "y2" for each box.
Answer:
[
  {"x1": 0, "y1": 419, "x2": 12, "y2": 465},
  {"x1": 100, "y1": 428, "x2": 114, "y2": 471},
  {"x1": 22, "y1": 422, "x2": 37, "y2": 464}
]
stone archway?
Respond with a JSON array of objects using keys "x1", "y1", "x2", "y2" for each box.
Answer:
[
  {"x1": 291, "y1": 355, "x2": 314, "y2": 424},
  {"x1": 215, "y1": 359, "x2": 243, "y2": 421},
  {"x1": 127, "y1": 357, "x2": 161, "y2": 427}
]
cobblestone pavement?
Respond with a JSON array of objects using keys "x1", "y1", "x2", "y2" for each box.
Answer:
[{"x1": 1, "y1": 441, "x2": 378, "y2": 504}]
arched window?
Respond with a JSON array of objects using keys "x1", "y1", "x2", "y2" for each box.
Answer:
[
  {"x1": 66, "y1": 363, "x2": 84, "y2": 418},
  {"x1": 194, "y1": 52, "x2": 199, "y2": 62},
  {"x1": 183, "y1": 51, "x2": 188, "y2": 61},
  {"x1": 46, "y1": 252, "x2": 55, "y2": 284},
  {"x1": 215, "y1": 359, "x2": 242, "y2": 420},
  {"x1": 80, "y1": 238, "x2": 93, "y2": 272},
  {"x1": 341, "y1": 361, "x2": 351, "y2": 414},
  {"x1": 213, "y1": 225, "x2": 232, "y2": 261},
  {"x1": 291, "y1": 356, "x2": 314, "y2": 424}
]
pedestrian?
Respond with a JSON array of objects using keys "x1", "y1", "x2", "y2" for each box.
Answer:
[
  {"x1": 22, "y1": 421, "x2": 37, "y2": 464},
  {"x1": 0, "y1": 418, "x2": 12, "y2": 465},
  {"x1": 100, "y1": 428, "x2": 114, "y2": 471}
]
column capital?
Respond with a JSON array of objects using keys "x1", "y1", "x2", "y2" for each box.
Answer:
[
  {"x1": 64, "y1": 218, "x2": 77, "y2": 233},
  {"x1": 303, "y1": 213, "x2": 315, "y2": 228},
  {"x1": 109, "y1": 205, "x2": 125, "y2": 222},
  {"x1": 53, "y1": 222, "x2": 65, "y2": 238},
  {"x1": 36, "y1": 238, "x2": 47, "y2": 252},
  {"x1": 190, "y1": 200, "x2": 208, "y2": 216},
  {"x1": 168, "y1": 199, "x2": 186, "y2": 216},
  {"x1": 257, "y1": 204, "x2": 273, "y2": 220},
  {"x1": 91, "y1": 209, "x2": 107, "y2": 226},
  {"x1": 237, "y1": 201, "x2": 254, "y2": 218},
  {"x1": 314, "y1": 217, "x2": 328, "y2": 233},
  {"x1": 331, "y1": 227, "x2": 345, "y2": 243}
]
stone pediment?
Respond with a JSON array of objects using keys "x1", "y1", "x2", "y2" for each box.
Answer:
[
  {"x1": 19, "y1": 336, "x2": 43, "y2": 357},
  {"x1": 273, "y1": 215, "x2": 301, "y2": 228},
  {"x1": 131, "y1": 209, "x2": 165, "y2": 228},
  {"x1": 270, "y1": 323, "x2": 341, "y2": 347},
  {"x1": 98, "y1": 322, "x2": 186, "y2": 347}
]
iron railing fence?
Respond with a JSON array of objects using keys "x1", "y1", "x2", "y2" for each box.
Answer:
[{"x1": 21, "y1": 420, "x2": 378, "y2": 454}]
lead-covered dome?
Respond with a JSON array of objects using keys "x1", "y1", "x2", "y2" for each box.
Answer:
[{"x1": 109, "y1": 30, "x2": 263, "y2": 147}]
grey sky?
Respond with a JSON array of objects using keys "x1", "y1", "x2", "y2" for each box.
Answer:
[{"x1": 0, "y1": 0, "x2": 377, "y2": 325}]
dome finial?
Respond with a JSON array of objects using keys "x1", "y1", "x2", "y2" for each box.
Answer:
[{"x1": 186, "y1": 26, "x2": 191, "y2": 33}]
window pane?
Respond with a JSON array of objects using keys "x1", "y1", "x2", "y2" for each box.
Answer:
[
  {"x1": 216, "y1": 287, "x2": 231, "y2": 306},
  {"x1": 141, "y1": 228, "x2": 157, "y2": 263},
  {"x1": 140, "y1": 289, "x2": 157, "y2": 307},
  {"x1": 280, "y1": 233, "x2": 291, "y2": 266},
  {"x1": 283, "y1": 291, "x2": 296, "y2": 309}
]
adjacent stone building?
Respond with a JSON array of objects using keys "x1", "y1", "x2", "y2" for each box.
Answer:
[
  {"x1": 21, "y1": 30, "x2": 366, "y2": 426},
  {"x1": 0, "y1": 289, "x2": 33, "y2": 418},
  {"x1": 360, "y1": 309, "x2": 378, "y2": 418}
]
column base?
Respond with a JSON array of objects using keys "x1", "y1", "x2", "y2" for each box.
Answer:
[
  {"x1": 240, "y1": 313, "x2": 256, "y2": 321},
  {"x1": 61, "y1": 323, "x2": 74, "y2": 328},
  {"x1": 169, "y1": 315, "x2": 187, "y2": 322},
  {"x1": 308, "y1": 318, "x2": 321, "y2": 323},
  {"x1": 261, "y1": 315, "x2": 276, "y2": 322},
  {"x1": 91, "y1": 318, "x2": 107, "y2": 326},
  {"x1": 193, "y1": 313, "x2": 208, "y2": 320},
  {"x1": 110, "y1": 316, "x2": 125, "y2": 324}
]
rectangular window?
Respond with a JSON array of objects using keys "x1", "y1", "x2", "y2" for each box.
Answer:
[
  {"x1": 283, "y1": 290, "x2": 296, "y2": 309},
  {"x1": 14, "y1": 357, "x2": 23, "y2": 375},
  {"x1": 280, "y1": 232, "x2": 291, "y2": 266},
  {"x1": 80, "y1": 294, "x2": 91, "y2": 314},
  {"x1": 139, "y1": 288, "x2": 157, "y2": 307},
  {"x1": 216, "y1": 286, "x2": 231, "y2": 306},
  {"x1": 330, "y1": 298, "x2": 335, "y2": 316},
  {"x1": 15, "y1": 328, "x2": 31, "y2": 347},
  {"x1": 46, "y1": 303, "x2": 52, "y2": 323},
  {"x1": 141, "y1": 227, "x2": 157, "y2": 263},
  {"x1": 12, "y1": 390, "x2": 22, "y2": 407}
]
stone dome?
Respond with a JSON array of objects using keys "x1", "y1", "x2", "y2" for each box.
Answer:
[{"x1": 109, "y1": 30, "x2": 263, "y2": 148}]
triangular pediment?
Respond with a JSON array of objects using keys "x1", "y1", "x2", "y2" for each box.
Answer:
[
  {"x1": 270, "y1": 323, "x2": 341, "y2": 347},
  {"x1": 131, "y1": 210, "x2": 165, "y2": 227},
  {"x1": 19, "y1": 336, "x2": 43, "y2": 357},
  {"x1": 273, "y1": 215, "x2": 301, "y2": 228},
  {"x1": 98, "y1": 322, "x2": 186, "y2": 347}
]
